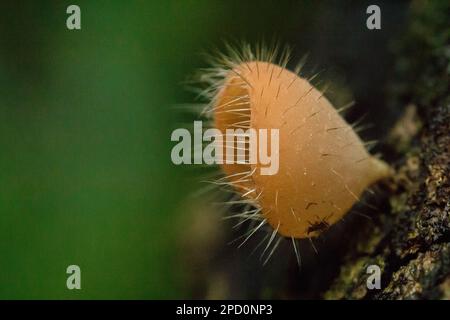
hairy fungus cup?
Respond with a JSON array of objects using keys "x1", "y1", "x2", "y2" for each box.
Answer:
[
  {"x1": 212, "y1": 59, "x2": 391, "y2": 239},
  {"x1": 183, "y1": 44, "x2": 393, "y2": 266}
]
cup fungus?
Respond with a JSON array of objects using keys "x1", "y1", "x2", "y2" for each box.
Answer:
[{"x1": 193, "y1": 44, "x2": 391, "y2": 264}]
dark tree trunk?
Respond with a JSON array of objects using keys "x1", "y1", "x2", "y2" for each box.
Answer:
[{"x1": 325, "y1": 0, "x2": 450, "y2": 299}]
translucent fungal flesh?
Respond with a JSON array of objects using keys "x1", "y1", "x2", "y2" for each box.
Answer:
[{"x1": 213, "y1": 61, "x2": 391, "y2": 239}]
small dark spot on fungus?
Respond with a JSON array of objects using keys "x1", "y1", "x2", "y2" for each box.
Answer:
[
  {"x1": 305, "y1": 202, "x2": 319, "y2": 210},
  {"x1": 307, "y1": 214, "x2": 333, "y2": 235}
]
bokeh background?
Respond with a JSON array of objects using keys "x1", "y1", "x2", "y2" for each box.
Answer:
[{"x1": 0, "y1": 0, "x2": 410, "y2": 299}]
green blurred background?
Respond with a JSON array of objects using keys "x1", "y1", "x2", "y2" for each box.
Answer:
[{"x1": 0, "y1": 1, "x2": 409, "y2": 298}]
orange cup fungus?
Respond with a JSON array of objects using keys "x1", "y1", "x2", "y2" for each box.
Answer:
[{"x1": 204, "y1": 47, "x2": 391, "y2": 240}]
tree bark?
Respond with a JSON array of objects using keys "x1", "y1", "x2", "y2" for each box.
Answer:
[{"x1": 325, "y1": 0, "x2": 450, "y2": 299}]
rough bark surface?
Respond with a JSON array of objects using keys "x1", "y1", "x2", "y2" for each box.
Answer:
[{"x1": 324, "y1": 0, "x2": 450, "y2": 300}]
